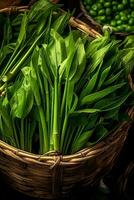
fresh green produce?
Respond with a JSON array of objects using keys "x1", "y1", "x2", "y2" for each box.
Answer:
[
  {"x1": 0, "y1": 0, "x2": 134, "y2": 155},
  {"x1": 0, "y1": 0, "x2": 71, "y2": 92},
  {"x1": 82, "y1": 0, "x2": 134, "y2": 32}
]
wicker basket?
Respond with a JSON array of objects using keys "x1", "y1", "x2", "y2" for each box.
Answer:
[
  {"x1": 117, "y1": 161, "x2": 134, "y2": 199},
  {"x1": 0, "y1": 0, "x2": 20, "y2": 9},
  {"x1": 0, "y1": 4, "x2": 134, "y2": 199},
  {"x1": 0, "y1": 0, "x2": 60, "y2": 13},
  {"x1": 115, "y1": 123, "x2": 134, "y2": 199}
]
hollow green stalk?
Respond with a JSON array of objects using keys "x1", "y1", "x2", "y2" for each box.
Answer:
[
  {"x1": 53, "y1": 75, "x2": 59, "y2": 151},
  {"x1": 38, "y1": 105, "x2": 49, "y2": 153},
  {"x1": 1, "y1": 31, "x2": 45, "y2": 84},
  {"x1": 20, "y1": 118, "x2": 25, "y2": 150}
]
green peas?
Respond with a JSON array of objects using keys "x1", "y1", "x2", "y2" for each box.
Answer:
[
  {"x1": 98, "y1": 9, "x2": 105, "y2": 16},
  {"x1": 122, "y1": 0, "x2": 128, "y2": 5},
  {"x1": 117, "y1": 20, "x2": 122, "y2": 25},
  {"x1": 120, "y1": 15, "x2": 128, "y2": 22},
  {"x1": 117, "y1": 25, "x2": 129, "y2": 32},
  {"x1": 84, "y1": 0, "x2": 91, "y2": 4},
  {"x1": 129, "y1": 18, "x2": 134, "y2": 25},
  {"x1": 116, "y1": 25, "x2": 123, "y2": 32},
  {"x1": 120, "y1": 11, "x2": 126, "y2": 16},
  {"x1": 104, "y1": 2, "x2": 111, "y2": 8},
  {"x1": 96, "y1": 3, "x2": 102, "y2": 10},
  {"x1": 89, "y1": 10, "x2": 97, "y2": 16},
  {"x1": 106, "y1": 8, "x2": 112, "y2": 15},
  {"x1": 83, "y1": 0, "x2": 134, "y2": 33},
  {"x1": 127, "y1": 14, "x2": 131, "y2": 19},
  {"x1": 112, "y1": 5, "x2": 117, "y2": 12},
  {"x1": 112, "y1": 1, "x2": 117, "y2": 5},
  {"x1": 118, "y1": 4, "x2": 124, "y2": 11},
  {"x1": 126, "y1": 25, "x2": 132, "y2": 32},
  {"x1": 131, "y1": 11, "x2": 134, "y2": 17},
  {"x1": 84, "y1": 0, "x2": 92, "y2": 5},
  {"x1": 99, "y1": 0, "x2": 105, "y2": 3},
  {"x1": 99, "y1": 16, "x2": 106, "y2": 22},
  {"x1": 110, "y1": 20, "x2": 116, "y2": 27},
  {"x1": 92, "y1": 4, "x2": 98, "y2": 11},
  {"x1": 115, "y1": 15, "x2": 120, "y2": 20}
]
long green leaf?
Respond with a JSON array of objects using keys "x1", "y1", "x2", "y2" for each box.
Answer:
[
  {"x1": 71, "y1": 130, "x2": 94, "y2": 153},
  {"x1": 94, "y1": 91, "x2": 132, "y2": 111},
  {"x1": 52, "y1": 12, "x2": 71, "y2": 34},
  {"x1": 97, "y1": 66, "x2": 111, "y2": 88},
  {"x1": 81, "y1": 82, "x2": 126, "y2": 105},
  {"x1": 72, "y1": 109, "x2": 100, "y2": 114},
  {"x1": 80, "y1": 63, "x2": 101, "y2": 98}
]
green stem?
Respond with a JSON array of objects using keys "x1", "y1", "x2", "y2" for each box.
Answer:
[
  {"x1": 71, "y1": 126, "x2": 85, "y2": 149},
  {"x1": 50, "y1": 87, "x2": 54, "y2": 151},
  {"x1": 0, "y1": 83, "x2": 7, "y2": 93},
  {"x1": 38, "y1": 105, "x2": 49, "y2": 153},
  {"x1": 53, "y1": 76, "x2": 59, "y2": 151},
  {"x1": 60, "y1": 78, "x2": 70, "y2": 152},
  {"x1": 39, "y1": 121, "x2": 43, "y2": 154},
  {"x1": 60, "y1": 79, "x2": 68, "y2": 122},
  {"x1": 29, "y1": 120, "x2": 36, "y2": 153},
  {"x1": 44, "y1": 79, "x2": 50, "y2": 135},
  {"x1": 60, "y1": 114, "x2": 68, "y2": 152},
  {"x1": 0, "y1": 37, "x2": 30, "y2": 80},
  {"x1": 20, "y1": 118, "x2": 25, "y2": 150},
  {"x1": 62, "y1": 125, "x2": 71, "y2": 154},
  {"x1": 2, "y1": 31, "x2": 45, "y2": 83},
  {"x1": 12, "y1": 119, "x2": 19, "y2": 149},
  {"x1": 64, "y1": 126, "x2": 76, "y2": 155},
  {"x1": 25, "y1": 118, "x2": 28, "y2": 151}
]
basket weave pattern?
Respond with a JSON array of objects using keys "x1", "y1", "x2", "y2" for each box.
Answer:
[
  {"x1": 118, "y1": 162, "x2": 134, "y2": 193},
  {"x1": 0, "y1": 0, "x2": 20, "y2": 9},
  {"x1": 0, "y1": 108, "x2": 133, "y2": 199}
]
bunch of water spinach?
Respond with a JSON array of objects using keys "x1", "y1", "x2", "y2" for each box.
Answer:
[{"x1": 0, "y1": 0, "x2": 134, "y2": 155}]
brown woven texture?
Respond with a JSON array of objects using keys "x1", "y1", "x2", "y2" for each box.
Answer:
[
  {"x1": 0, "y1": 0, "x2": 59, "y2": 13},
  {"x1": 117, "y1": 161, "x2": 134, "y2": 198},
  {"x1": 0, "y1": 3, "x2": 134, "y2": 199},
  {"x1": 80, "y1": 1, "x2": 102, "y2": 34},
  {"x1": 0, "y1": 0, "x2": 20, "y2": 9},
  {"x1": 0, "y1": 111, "x2": 134, "y2": 199}
]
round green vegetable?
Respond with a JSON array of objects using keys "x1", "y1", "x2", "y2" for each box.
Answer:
[
  {"x1": 83, "y1": 0, "x2": 134, "y2": 32},
  {"x1": 98, "y1": 9, "x2": 105, "y2": 16}
]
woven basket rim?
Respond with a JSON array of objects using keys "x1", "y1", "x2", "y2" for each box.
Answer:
[
  {"x1": 80, "y1": 0, "x2": 134, "y2": 36},
  {"x1": 0, "y1": 0, "x2": 59, "y2": 13},
  {"x1": 118, "y1": 161, "x2": 134, "y2": 194},
  {"x1": 0, "y1": 3, "x2": 133, "y2": 166},
  {"x1": 0, "y1": 4, "x2": 102, "y2": 38}
]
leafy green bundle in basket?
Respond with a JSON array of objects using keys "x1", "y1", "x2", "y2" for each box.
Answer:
[
  {"x1": 81, "y1": 0, "x2": 134, "y2": 34},
  {"x1": 0, "y1": 0, "x2": 134, "y2": 198}
]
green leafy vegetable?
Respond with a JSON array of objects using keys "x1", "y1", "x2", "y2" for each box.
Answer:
[{"x1": 0, "y1": 0, "x2": 133, "y2": 155}]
